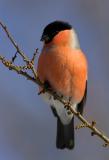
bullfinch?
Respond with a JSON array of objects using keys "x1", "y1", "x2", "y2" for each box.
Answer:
[{"x1": 37, "y1": 21, "x2": 88, "y2": 150}]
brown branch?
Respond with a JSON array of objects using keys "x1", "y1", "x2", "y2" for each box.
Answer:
[
  {"x1": 0, "y1": 21, "x2": 28, "y2": 61},
  {"x1": 0, "y1": 21, "x2": 109, "y2": 147},
  {"x1": 0, "y1": 21, "x2": 38, "y2": 80},
  {"x1": 0, "y1": 55, "x2": 42, "y2": 86}
]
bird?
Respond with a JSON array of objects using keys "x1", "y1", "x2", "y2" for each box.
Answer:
[{"x1": 37, "y1": 20, "x2": 88, "y2": 150}]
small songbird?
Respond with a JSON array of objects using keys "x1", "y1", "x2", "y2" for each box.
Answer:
[{"x1": 37, "y1": 21, "x2": 88, "y2": 149}]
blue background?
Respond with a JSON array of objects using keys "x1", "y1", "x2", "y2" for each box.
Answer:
[{"x1": 0, "y1": 0, "x2": 109, "y2": 159}]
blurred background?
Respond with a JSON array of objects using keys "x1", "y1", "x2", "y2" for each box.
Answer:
[{"x1": 0, "y1": 0, "x2": 109, "y2": 159}]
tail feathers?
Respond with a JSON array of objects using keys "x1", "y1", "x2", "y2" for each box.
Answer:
[{"x1": 56, "y1": 117, "x2": 74, "y2": 150}]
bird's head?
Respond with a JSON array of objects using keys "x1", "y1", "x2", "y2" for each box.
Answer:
[{"x1": 40, "y1": 20, "x2": 80, "y2": 49}]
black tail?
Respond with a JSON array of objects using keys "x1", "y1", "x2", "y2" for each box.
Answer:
[{"x1": 56, "y1": 117, "x2": 74, "y2": 150}]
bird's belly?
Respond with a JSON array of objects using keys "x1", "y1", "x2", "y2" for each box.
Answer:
[{"x1": 41, "y1": 92, "x2": 77, "y2": 125}]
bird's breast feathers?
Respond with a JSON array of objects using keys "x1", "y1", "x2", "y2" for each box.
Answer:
[{"x1": 37, "y1": 46, "x2": 87, "y2": 104}]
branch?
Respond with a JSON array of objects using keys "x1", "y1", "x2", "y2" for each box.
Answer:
[
  {"x1": 0, "y1": 21, "x2": 109, "y2": 147},
  {"x1": 0, "y1": 55, "x2": 42, "y2": 86},
  {"x1": 0, "y1": 21, "x2": 38, "y2": 79}
]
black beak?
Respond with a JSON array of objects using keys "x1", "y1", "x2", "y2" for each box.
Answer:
[{"x1": 40, "y1": 34, "x2": 49, "y2": 42}]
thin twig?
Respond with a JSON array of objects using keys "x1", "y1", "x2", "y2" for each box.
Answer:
[
  {"x1": 0, "y1": 21, "x2": 38, "y2": 79},
  {"x1": 0, "y1": 21, "x2": 28, "y2": 61}
]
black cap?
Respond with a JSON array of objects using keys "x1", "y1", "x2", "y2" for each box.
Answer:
[{"x1": 41, "y1": 21, "x2": 72, "y2": 43}]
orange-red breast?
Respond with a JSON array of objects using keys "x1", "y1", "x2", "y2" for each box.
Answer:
[{"x1": 37, "y1": 21, "x2": 88, "y2": 149}]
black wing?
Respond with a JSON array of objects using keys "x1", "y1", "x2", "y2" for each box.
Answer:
[{"x1": 77, "y1": 81, "x2": 87, "y2": 115}]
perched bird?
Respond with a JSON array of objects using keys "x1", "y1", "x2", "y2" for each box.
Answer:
[{"x1": 37, "y1": 21, "x2": 88, "y2": 150}]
